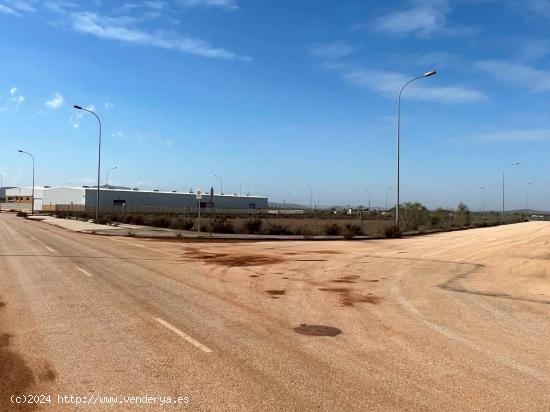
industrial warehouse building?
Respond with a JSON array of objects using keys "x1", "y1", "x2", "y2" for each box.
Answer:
[
  {"x1": 5, "y1": 187, "x2": 45, "y2": 210},
  {"x1": 42, "y1": 187, "x2": 268, "y2": 212}
]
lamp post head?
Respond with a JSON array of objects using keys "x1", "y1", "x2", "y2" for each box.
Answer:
[
  {"x1": 73, "y1": 105, "x2": 83, "y2": 110},
  {"x1": 18, "y1": 149, "x2": 23, "y2": 153},
  {"x1": 424, "y1": 70, "x2": 437, "y2": 77}
]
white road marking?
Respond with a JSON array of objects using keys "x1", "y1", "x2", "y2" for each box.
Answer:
[
  {"x1": 76, "y1": 266, "x2": 93, "y2": 278},
  {"x1": 44, "y1": 246, "x2": 57, "y2": 254},
  {"x1": 153, "y1": 317, "x2": 213, "y2": 353}
]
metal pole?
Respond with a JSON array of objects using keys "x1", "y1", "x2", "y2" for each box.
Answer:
[
  {"x1": 396, "y1": 70, "x2": 436, "y2": 230},
  {"x1": 526, "y1": 182, "x2": 532, "y2": 219},
  {"x1": 197, "y1": 201, "x2": 201, "y2": 233},
  {"x1": 214, "y1": 174, "x2": 223, "y2": 195},
  {"x1": 74, "y1": 106, "x2": 102, "y2": 221},
  {"x1": 502, "y1": 167, "x2": 507, "y2": 220},
  {"x1": 308, "y1": 187, "x2": 313, "y2": 212},
  {"x1": 501, "y1": 162, "x2": 519, "y2": 222},
  {"x1": 31, "y1": 156, "x2": 34, "y2": 215},
  {"x1": 18, "y1": 150, "x2": 35, "y2": 215}
]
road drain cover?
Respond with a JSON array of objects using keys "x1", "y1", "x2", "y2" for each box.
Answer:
[{"x1": 293, "y1": 324, "x2": 342, "y2": 337}]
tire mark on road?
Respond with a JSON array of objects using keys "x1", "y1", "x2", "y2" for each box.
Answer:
[{"x1": 391, "y1": 273, "x2": 550, "y2": 382}]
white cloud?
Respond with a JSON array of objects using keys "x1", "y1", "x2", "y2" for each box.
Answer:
[
  {"x1": 111, "y1": 131, "x2": 128, "y2": 139},
  {"x1": 177, "y1": 0, "x2": 238, "y2": 10},
  {"x1": 472, "y1": 129, "x2": 550, "y2": 142},
  {"x1": 0, "y1": 4, "x2": 21, "y2": 16},
  {"x1": 372, "y1": 0, "x2": 477, "y2": 37},
  {"x1": 43, "y1": 1, "x2": 77, "y2": 14},
  {"x1": 104, "y1": 101, "x2": 115, "y2": 109},
  {"x1": 475, "y1": 60, "x2": 550, "y2": 92},
  {"x1": 4, "y1": 1, "x2": 36, "y2": 12},
  {"x1": 309, "y1": 42, "x2": 354, "y2": 60},
  {"x1": 144, "y1": 1, "x2": 169, "y2": 9},
  {"x1": 70, "y1": 104, "x2": 95, "y2": 128},
  {"x1": 375, "y1": 7, "x2": 445, "y2": 36},
  {"x1": 45, "y1": 91, "x2": 64, "y2": 109},
  {"x1": 70, "y1": 11, "x2": 250, "y2": 61},
  {"x1": 8, "y1": 86, "x2": 25, "y2": 108},
  {"x1": 343, "y1": 69, "x2": 486, "y2": 103}
]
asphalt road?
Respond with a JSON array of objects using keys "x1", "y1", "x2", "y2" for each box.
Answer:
[{"x1": 1, "y1": 213, "x2": 549, "y2": 411}]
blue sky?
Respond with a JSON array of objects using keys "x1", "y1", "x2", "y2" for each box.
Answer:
[{"x1": 1, "y1": 0, "x2": 550, "y2": 210}]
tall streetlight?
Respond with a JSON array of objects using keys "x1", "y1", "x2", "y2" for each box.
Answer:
[
  {"x1": 74, "y1": 105, "x2": 102, "y2": 221},
  {"x1": 502, "y1": 162, "x2": 519, "y2": 221},
  {"x1": 396, "y1": 70, "x2": 437, "y2": 230},
  {"x1": 18, "y1": 150, "x2": 35, "y2": 215},
  {"x1": 214, "y1": 174, "x2": 223, "y2": 195},
  {"x1": 480, "y1": 186, "x2": 486, "y2": 212},
  {"x1": 525, "y1": 182, "x2": 533, "y2": 219},
  {"x1": 239, "y1": 180, "x2": 248, "y2": 197},
  {"x1": 106, "y1": 166, "x2": 118, "y2": 189}
]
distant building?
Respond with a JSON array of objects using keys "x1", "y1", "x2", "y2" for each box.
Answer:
[
  {"x1": 5, "y1": 187, "x2": 46, "y2": 210},
  {"x1": 0, "y1": 186, "x2": 16, "y2": 203},
  {"x1": 42, "y1": 186, "x2": 268, "y2": 212}
]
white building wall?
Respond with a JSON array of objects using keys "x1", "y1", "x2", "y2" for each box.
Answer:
[
  {"x1": 5, "y1": 187, "x2": 45, "y2": 198},
  {"x1": 43, "y1": 187, "x2": 86, "y2": 206}
]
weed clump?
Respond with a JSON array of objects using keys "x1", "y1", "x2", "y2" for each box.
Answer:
[
  {"x1": 324, "y1": 223, "x2": 342, "y2": 236},
  {"x1": 243, "y1": 218, "x2": 262, "y2": 234},
  {"x1": 343, "y1": 224, "x2": 362, "y2": 239}
]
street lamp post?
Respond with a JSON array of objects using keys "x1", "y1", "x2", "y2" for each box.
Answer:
[
  {"x1": 214, "y1": 174, "x2": 223, "y2": 195},
  {"x1": 365, "y1": 189, "x2": 370, "y2": 211},
  {"x1": 480, "y1": 186, "x2": 486, "y2": 212},
  {"x1": 74, "y1": 105, "x2": 102, "y2": 221},
  {"x1": 396, "y1": 70, "x2": 437, "y2": 230},
  {"x1": 317, "y1": 189, "x2": 322, "y2": 210},
  {"x1": 18, "y1": 150, "x2": 35, "y2": 215},
  {"x1": 106, "y1": 166, "x2": 118, "y2": 189},
  {"x1": 239, "y1": 180, "x2": 248, "y2": 197},
  {"x1": 525, "y1": 182, "x2": 532, "y2": 220},
  {"x1": 502, "y1": 162, "x2": 519, "y2": 221}
]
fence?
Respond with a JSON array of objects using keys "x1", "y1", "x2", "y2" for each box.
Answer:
[{"x1": 42, "y1": 204, "x2": 265, "y2": 217}]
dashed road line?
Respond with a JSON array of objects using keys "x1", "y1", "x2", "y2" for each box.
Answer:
[
  {"x1": 76, "y1": 266, "x2": 93, "y2": 278},
  {"x1": 153, "y1": 317, "x2": 213, "y2": 353}
]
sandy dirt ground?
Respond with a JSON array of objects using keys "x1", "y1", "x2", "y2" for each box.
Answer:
[{"x1": 0, "y1": 213, "x2": 549, "y2": 411}]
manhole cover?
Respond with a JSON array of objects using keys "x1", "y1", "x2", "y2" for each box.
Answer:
[{"x1": 293, "y1": 324, "x2": 342, "y2": 337}]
